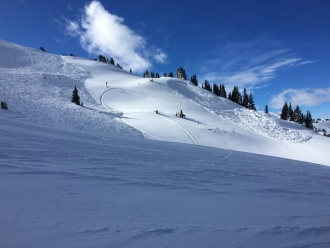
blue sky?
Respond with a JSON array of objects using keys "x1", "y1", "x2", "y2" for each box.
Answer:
[{"x1": 1, "y1": 0, "x2": 330, "y2": 118}]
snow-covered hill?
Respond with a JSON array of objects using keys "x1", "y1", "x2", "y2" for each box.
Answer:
[
  {"x1": 1, "y1": 40, "x2": 330, "y2": 247},
  {"x1": 1, "y1": 39, "x2": 329, "y2": 165}
]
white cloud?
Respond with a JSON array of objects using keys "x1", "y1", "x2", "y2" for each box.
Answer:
[
  {"x1": 64, "y1": 0, "x2": 166, "y2": 72},
  {"x1": 154, "y1": 50, "x2": 167, "y2": 64},
  {"x1": 269, "y1": 87, "x2": 330, "y2": 109}
]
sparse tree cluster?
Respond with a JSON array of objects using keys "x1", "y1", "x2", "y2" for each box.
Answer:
[
  {"x1": 280, "y1": 102, "x2": 312, "y2": 129},
  {"x1": 143, "y1": 70, "x2": 160, "y2": 78}
]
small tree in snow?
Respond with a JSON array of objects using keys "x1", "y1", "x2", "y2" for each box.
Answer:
[{"x1": 71, "y1": 86, "x2": 81, "y2": 106}]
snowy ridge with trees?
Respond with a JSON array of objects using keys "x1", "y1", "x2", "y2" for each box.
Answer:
[{"x1": 1, "y1": 39, "x2": 330, "y2": 247}]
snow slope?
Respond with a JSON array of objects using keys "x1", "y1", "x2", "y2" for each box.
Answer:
[
  {"x1": 1, "y1": 39, "x2": 330, "y2": 166},
  {"x1": 63, "y1": 53, "x2": 329, "y2": 166},
  {"x1": 1, "y1": 40, "x2": 330, "y2": 247},
  {"x1": 1, "y1": 110, "x2": 330, "y2": 248}
]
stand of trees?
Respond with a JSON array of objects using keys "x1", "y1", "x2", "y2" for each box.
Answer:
[{"x1": 280, "y1": 102, "x2": 313, "y2": 129}]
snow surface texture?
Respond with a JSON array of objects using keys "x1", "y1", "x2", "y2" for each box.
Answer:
[
  {"x1": 1, "y1": 40, "x2": 330, "y2": 247},
  {"x1": 1, "y1": 110, "x2": 330, "y2": 248}
]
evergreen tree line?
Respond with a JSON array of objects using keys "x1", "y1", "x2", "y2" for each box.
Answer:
[
  {"x1": 97, "y1": 55, "x2": 123, "y2": 70},
  {"x1": 202, "y1": 81, "x2": 256, "y2": 110},
  {"x1": 280, "y1": 102, "x2": 313, "y2": 129},
  {"x1": 143, "y1": 70, "x2": 160, "y2": 78}
]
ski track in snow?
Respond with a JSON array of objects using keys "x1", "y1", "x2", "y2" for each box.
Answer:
[{"x1": 158, "y1": 114, "x2": 198, "y2": 145}]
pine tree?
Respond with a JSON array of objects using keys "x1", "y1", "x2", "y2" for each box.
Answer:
[
  {"x1": 203, "y1": 80, "x2": 212, "y2": 92},
  {"x1": 144, "y1": 70, "x2": 149, "y2": 78},
  {"x1": 110, "y1": 58, "x2": 115, "y2": 65},
  {"x1": 176, "y1": 67, "x2": 187, "y2": 80},
  {"x1": 168, "y1": 72, "x2": 174, "y2": 77},
  {"x1": 163, "y1": 72, "x2": 167, "y2": 77},
  {"x1": 293, "y1": 105, "x2": 304, "y2": 123},
  {"x1": 265, "y1": 105, "x2": 269, "y2": 114},
  {"x1": 130, "y1": 68, "x2": 132, "y2": 73},
  {"x1": 150, "y1": 72, "x2": 155, "y2": 78},
  {"x1": 190, "y1": 74, "x2": 198, "y2": 86},
  {"x1": 219, "y1": 84, "x2": 227, "y2": 98},
  {"x1": 242, "y1": 88, "x2": 249, "y2": 108},
  {"x1": 116, "y1": 63, "x2": 122, "y2": 69},
  {"x1": 71, "y1": 86, "x2": 80, "y2": 105},
  {"x1": 231, "y1": 86, "x2": 242, "y2": 105},
  {"x1": 288, "y1": 102, "x2": 294, "y2": 121},
  {"x1": 305, "y1": 110, "x2": 313, "y2": 129},
  {"x1": 213, "y1": 84, "x2": 219, "y2": 96},
  {"x1": 280, "y1": 102, "x2": 289, "y2": 120},
  {"x1": 156, "y1": 72, "x2": 160, "y2": 78},
  {"x1": 228, "y1": 92, "x2": 232, "y2": 101},
  {"x1": 248, "y1": 93, "x2": 256, "y2": 110}
]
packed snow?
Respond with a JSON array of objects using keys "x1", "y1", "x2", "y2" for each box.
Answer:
[{"x1": 1, "y1": 40, "x2": 330, "y2": 247}]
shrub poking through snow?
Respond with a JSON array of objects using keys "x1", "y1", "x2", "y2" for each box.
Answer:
[
  {"x1": 176, "y1": 110, "x2": 186, "y2": 118},
  {"x1": 1, "y1": 101, "x2": 8, "y2": 110}
]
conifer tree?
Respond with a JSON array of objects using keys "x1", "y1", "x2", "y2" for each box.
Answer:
[
  {"x1": 144, "y1": 70, "x2": 149, "y2": 78},
  {"x1": 289, "y1": 102, "x2": 294, "y2": 121},
  {"x1": 168, "y1": 72, "x2": 174, "y2": 77},
  {"x1": 231, "y1": 86, "x2": 242, "y2": 105},
  {"x1": 156, "y1": 72, "x2": 160, "y2": 78},
  {"x1": 130, "y1": 68, "x2": 132, "y2": 73},
  {"x1": 242, "y1": 88, "x2": 249, "y2": 108},
  {"x1": 305, "y1": 110, "x2": 313, "y2": 129},
  {"x1": 163, "y1": 72, "x2": 167, "y2": 77},
  {"x1": 150, "y1": 72, "x2": 155, "y2": 78},
  {"x1": 176, "y1": 67, "x2": 187, "y2": 80},
  {"x1": 110, "y1": 58, "x2": 115, "y2": 65},
  {"x1": 265, "y1": 105, "x2": 269, "y2": 114},
  {"x1": 280, "y1": 102, "x2": 289, "y2": 120},
  {"x1": 293, "y1": 105, "x2": 304, "y2": 123},
  {"x1": 213, "y1": 84, "x2": 219, "y2": 96},
  {"x1": 71, "y1": 86, "x2": 80, "y2": 105},
  {"x1": 219, "y1": 84, "x2": 227, "y2": 98},
  {"x1": 203, "y1": 80, "x2": 212, "y2": 92},
  {"x1": 248, "y1": 93, "x2": 256, "y2": 110},
  {"x1": 190, "y1": 74, "x2": 198, "y2": 86},
  {"x1": 228, "y1": 92, "x2": 232, "y2": 101}
]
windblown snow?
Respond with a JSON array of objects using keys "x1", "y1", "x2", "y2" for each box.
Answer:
[{"x1": 1, "y1": 40, "x2": 330, "y2": 247}]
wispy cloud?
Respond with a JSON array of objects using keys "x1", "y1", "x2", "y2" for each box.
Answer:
[
  {"x1": 199, "y1": 36, "x2": 313, "y2": 91},
  {"x1": 62, "y1": 0, "x2": 166, "y2": 72},
  {"x1": 269, "y1": 87, "x2": 330, "y2": 109},
  {"x1": 202, "y1": 57, "x2": 304, "y2": 91}
]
